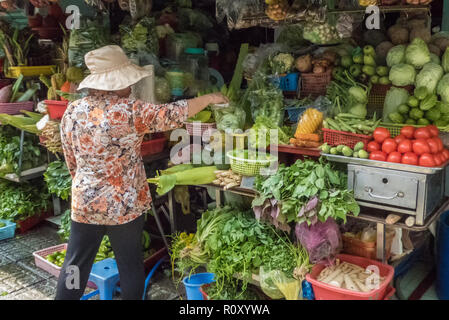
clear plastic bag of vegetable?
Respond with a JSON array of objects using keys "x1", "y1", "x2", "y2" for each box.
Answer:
[
  {"x1": 212, "y1": 102, "x2": 246, "y2": 132},
  {"x1": 154, "y1": 76, "x2": 171, "y2": 103},
  {"x1": 216, "y1": 0, "x2": 265, "y2": 29},
  {"x1": 303, "y1": 20, "x2": 341, "y2": 45},
  {"x1": 68, "y1": 15, "x2": 111, "y2": 68},
  {"x1": 295, "y1": 218, "x2": 342, "y2": 265},
  {"x1": 259, "y1": 267, "x2": 284, "y2": 300},
  {"x1": 120, "y1": 16, "x2": 159, "y2": 57},
  {"x1": 242, "y1": 43, "x2": 289, "y2": 79},
  {"x1": 294, "y1": 107, "x2": 324, "y2": 136}
]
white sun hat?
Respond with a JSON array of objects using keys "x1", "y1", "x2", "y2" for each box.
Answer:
[{"x1": 77, "y1": 45, "x2": 152, "y2": 91}]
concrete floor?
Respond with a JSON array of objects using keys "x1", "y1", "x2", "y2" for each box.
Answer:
[
  {"x1": 0, "y1": 224, "x2": 181, "y2": 300},
  {"x1": 0, "y1": 224, "x2": 442, "y2": 300}
]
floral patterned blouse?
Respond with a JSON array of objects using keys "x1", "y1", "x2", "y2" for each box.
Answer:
[{"x1": 60, "y1": 93, "x2": 188, "y2": 225}]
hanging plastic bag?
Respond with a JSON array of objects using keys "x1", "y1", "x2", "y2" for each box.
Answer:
[
  {"x1": 212, "y1": 102, "x2": 246, "y2": 132},
  {"x1": 259, "y1": 267, "x2": 284, "y2": 300},
  {"x1": 295, "y1": 218, "x2": 342, "y2": 265},
  {"x1": 259, "y1": 267, "x2": 302, "y2": 300},
  {"x1": 68, "y1": 15, "x2": 111, "y2": 68}
]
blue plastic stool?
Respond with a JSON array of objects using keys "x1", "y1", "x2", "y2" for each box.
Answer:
[
  {"x1": 81, "y1": 258, "x2": 120, "y2": 300},
  {"x1": 142, "y1": 257, "x2": 166, "y2": 300}
]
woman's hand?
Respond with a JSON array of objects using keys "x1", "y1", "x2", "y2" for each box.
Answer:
[
  {"x1": 205, "y1": 93, "x2": 229, "y2": 105},
  {"x1": 187, "y1": 93, "x2": 229, "y2": 118}
]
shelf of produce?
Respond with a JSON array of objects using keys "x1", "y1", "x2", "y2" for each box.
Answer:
[
  {"x1": 328, "y1": 5, "x2": 430, "y2": 14},
  {"x1": 142, "y1": 149, "x2": 170, "y2": 163},
  {"x1": 347, "y1": 198, "x2": 449, "y2": 233},
  {"x1": 269, "y1": 144, "x2": 321, "y2": 158},
  {"x1": 197, "y1": 184, "x2": 258, "y2": 199},
  {"x1": 1, "y1": 164, "x2": 48, "y2": 183}
]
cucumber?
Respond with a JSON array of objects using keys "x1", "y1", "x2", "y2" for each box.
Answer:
[
  {"x1": 358, "y1": 150, "x2": 369, "y2": 159},
  {"x1": 354, "y1": 142, "x2": 364, "y2": 152},
  {"x1": 330, "y1": 147, "x2": 338, "y2": 155},
  {"x1": 342, "y1": 146, "x2": 353, "y2": 157},
  {"x1": 337, "y1": 145, "x2": 345, "y2": 153}
]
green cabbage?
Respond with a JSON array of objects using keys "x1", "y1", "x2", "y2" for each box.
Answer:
[
  {"x1": 386, "y1": 45, "x2": 406, "y2": 67},
  {"x1": 415, "y1": 63, "x2": 443, "y2": 94},
  {"x1": 437, "y1": 74, "x2": 449, "y2": 103},
  {"x1": 430, "y1": 53, "x2": 441, "y2": 65},
  {"x1": 443, "y1": 47, "x2": 449, "y2": 73},
  {"x1": 389, "y1": 64, "x2": 416, "y2": 86},
  {"x1": 405, "y1": 38, "x2": 431, "y2": 69},
  {"x1": 383, "y1": 87, "x2": 410, "y2": 122}
]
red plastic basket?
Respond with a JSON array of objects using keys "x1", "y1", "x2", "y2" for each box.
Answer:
[
  {"x1": 16, "y1": 211, "x2": 53, "y2": 234},
  {"x1": 141, "y1": 137, "x2": 167, "y2": 157},
  {"x1": 300, "y1": 69, "x2": 332, "y2": 98},
  {"x1": 305, "y1": 254, "x2": 395, "y2": 300},
  {"x1": 322, "y1": 128, "x2": 373, "y2": 150},
  {"x1": 185, "y1": 121, "x2": 216, "y2": 137},
  {"x1": 0, "y1": 101, "x2": 34, "y2": 115},
  {"x1": 45, "y1": 100, "x2": 68, "y2": 120}
]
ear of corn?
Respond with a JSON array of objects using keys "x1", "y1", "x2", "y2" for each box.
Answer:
[
  {"x1": 294, "y1": 108, "x2": 323, "y2": 137},
  {"x1": 148, "y1": 165, "x2": 217, "y2": 195}
]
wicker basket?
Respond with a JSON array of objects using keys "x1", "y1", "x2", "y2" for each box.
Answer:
[
  {"x1": 184, "y1": 121, "x2": 216, "y2": 137},
  {"x1": 342, "y1": 230, "x2": 395, "y2": 261},
  {"x1": 322, "y1": 128, "x2": 372, "y2": 150},
  {"x1": 300, "y1": 69, "x2": 332, "y2": 98},
  {"x1": 227, "y1": 150, "x2": 278, "y2": 176}
]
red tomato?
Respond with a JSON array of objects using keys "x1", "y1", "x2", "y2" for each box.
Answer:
[
  {"x1": 400, "y1": 126, "x2": 415, "y2": 139},
  {"x1": 387, "y1": 152, "x2": 402, "y2": 163},
  {"x1": 426, "y1": 138, "x2": 439, "y2": 154},
  {"x1": 397, "y1": 139, "x2": 413, "y2": 154},
  {"x1": 440, "y1": 151, "x2": 449, "y2": 162},
  {"x1": 414, "y1": 127, "x2": 432, "y2": 140},
  {"x1": 434, "y1": 137, "x2": 444, "y2": 152},
  {"x1": 433, "y1": 153, "x2": 443, "y2": 166},
  {"x1": 419, "y1": 153, "x2": 436, "y2": 167},
  {"x1": 426, "y1": 125, "x2": 439, "y2": 137},
  {"x1": 366, "y1": 141, "x2": 381, "y2": 152},
  {"x1": 443, "y1": 149, "x2": 449, "y2": 161},
  {"x1": 394, "y1": 134, "x2": 406, "y2": 145},
  {"x1": 369, "y1": 150, "x2": 387, "y2": 162},
  {"x1": 373, "y1": 127, "x2": 391, "y2": 144},
  {"x1": 402, "y1": 152, "x2": 418, "y2": 166},
  {"x1": 412, "y1": 139, "x2": 431, "y2": 155},
  {"x1": 381, "y1": 138, "x2": 397, "y2": 154}
]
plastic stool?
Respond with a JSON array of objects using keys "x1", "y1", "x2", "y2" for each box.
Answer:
[
  {"x1": 81, "y1": 258, "x2": 120, "y2": 300},
  {"x1": 142, "y1": 256, "x2": 166, "y2": 300}
]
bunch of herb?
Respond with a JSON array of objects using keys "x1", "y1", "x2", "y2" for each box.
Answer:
[
  {"x1": 204, "y1": 282, "x2": 260, "y2": 300},
  {"x1": 248, "y1": 115, "x2": 290, "y2": 150},
  {"x1": 0, "y1": 24, "x2": 35, "y2": 67},
  {"x1": 44, "y1": 161, "x2": 72, "y2": 201},
  {"x1": 57, "y1": 209, "x2": 71, "y2": 241},
  {"x1": 120, "y1": 17, "x2": 159, "y2": 56},
  {"x1": 0, "y1": 180, "x2": 50, "y2": 222},
  {"x1": 201, "y1": 207, "x2": 309, "y2": 296},
  {"x1": 252, "y1": 158, "x2": 359, "y2": 228},
  {"x1": 0, "y1": 127, "x2": 45, "y2": 176},
  {"x1": 247, "y1": 72, "x2": 284, "y2": 126}
]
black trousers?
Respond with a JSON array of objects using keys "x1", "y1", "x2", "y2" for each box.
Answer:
[{"x1": 55, "y1": 215, "x2": 145, "y2": 300}]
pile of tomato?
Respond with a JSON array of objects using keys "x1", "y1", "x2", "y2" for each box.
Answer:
[{"x1": 366, "y1": 125, "x2": 449, "y2": 167}]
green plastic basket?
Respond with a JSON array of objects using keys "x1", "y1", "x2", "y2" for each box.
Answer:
[{"x1": 226, "y1": 150, "x2": 278, "y2": 177}]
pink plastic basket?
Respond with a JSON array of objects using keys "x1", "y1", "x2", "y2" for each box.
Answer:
[
  {"x1": 33, "y1": 243, "x2": 96, "y2": 288},
  {"x1": 184, "y1": 121, "x2": 216, "y2": 137},
  {"x1": 0, "y1": 101, "x2": 34, "y2": 115},
  {"x1": 33, "y1": 243, "x2": 67, "y2": 278},
  {"x1": 305, "y1": 254, "x2": 394, "y2": 300}
]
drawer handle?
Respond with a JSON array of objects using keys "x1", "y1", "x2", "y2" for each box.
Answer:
[{"x1": 364, "y1": 187, "x2": 404, "y2": 200}]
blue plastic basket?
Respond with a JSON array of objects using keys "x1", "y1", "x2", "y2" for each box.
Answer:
[
  {"x1": 285, "y1": 106, "x2": 307, "y2": 123},
  {"x1": 0, "y1": 219, "x2": 16, "y2": 241},
  {"x1": 269, "y1": 73, "x2": 299, "y2": 92},
  {"x1": 183, "y1": 273, "x2": 215, "y2": 300}
]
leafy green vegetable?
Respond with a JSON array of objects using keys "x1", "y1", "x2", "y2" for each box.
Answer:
[
  {"x1": 415, "y1": 63, "x2": 443, "y2": 94},
  {"x1": 0, "y1": 126, "x2": 45, "y2": 176},
  {"x1": 383, "y1": 87, "x2": 410, "y2": 122},
  {"x1": 405, "y1": 38, "x2": 431, "y2": 69},
  {"x1": 57, "y1": 209, "x2": 71, "y2": 241},
  {"x1": 386, "y1": 45, "x2": 406, "y2": 67},
  {"x1": 389, "y1": 63, "x2": 416, "y2": 86},
  {"x1": 248, "y1": 116, "x2": 290, "y2": 149},
  {"x1": 120, "y1": 17, "x2": 158, "y2": 56},
  {"x1": 0, "y1": 180, "x2": 50, "y2": 222},
  {"x1": 252, "y1": 158, "x2": 359, "y2": 228},
  {"x1": 44, "y1": 161, "x2": 72, "y2": 201},
  {"x1": 437, "y1": 74, "x2": 449, "y2": 103}
]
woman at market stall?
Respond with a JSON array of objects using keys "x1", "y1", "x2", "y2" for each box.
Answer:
[{"x1": 55, "y1": 45, "x2": 228, "y2": 300}]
